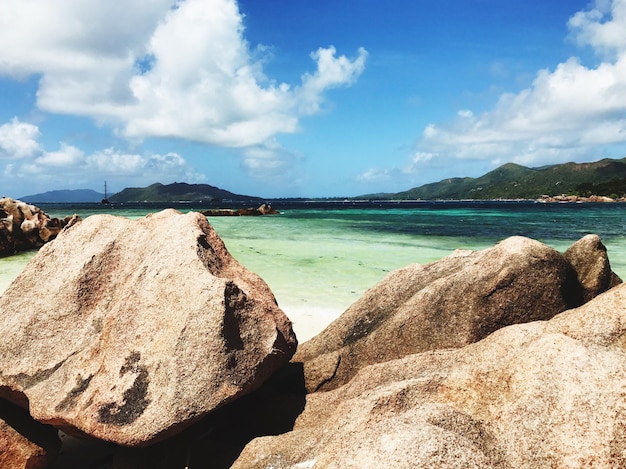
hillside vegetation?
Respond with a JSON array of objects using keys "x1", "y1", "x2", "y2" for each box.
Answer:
[
  {"x1": 110, "y1": 182, "x2": 262, "y2": 203},
  {"x1": 373, "y1": 158, "x2": 626, "y2": 200}
]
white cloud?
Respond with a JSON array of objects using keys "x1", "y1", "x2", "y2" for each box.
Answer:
[
  {"x1": 84, "y1": 149, "x2": 204, "y2": 182},
  {"x1": 0, "y1": 118, "x2": 42, "y2": 158},
  {"x1": 409, "y1": 152, "x2": 436, "y2": 166},
  {"x1": 0, "y1": 1, "x2": 170, "y2": 76},
  {"x1": 35, "y1": 144, "x2": 85, "y2": 168},
  {"x1": 297, "y1": 46, "x2": 368, "y2": 115},
  {"x1": 26, "y1": 147, "x2": 196, "y2": 180},
  {"x1": 0, "y1": 0, "x2": 367, "y2": 152},
  {"x1": 357, "y1": 168, "x2": 394, "y2": 183},
  {"x1": 0, "y1": 0, "x2": 171, "y2": 114},
  {"x1": 2, "y1": 118, "x2": 202, "y2": 190},
  {"x1": 411, "y1": 0, "x2": 626, "y2": 172},
  {"x1": 568, "y1": 0, "x2": 626, "y2": 57}
]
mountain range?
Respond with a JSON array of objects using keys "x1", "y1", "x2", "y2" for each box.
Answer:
[
  {"x1": 17, "y1": 157, "x2": 626, "y2": 203},
  {"x1": 365, "y1": 157, "x2": 626, "y2": 200}
]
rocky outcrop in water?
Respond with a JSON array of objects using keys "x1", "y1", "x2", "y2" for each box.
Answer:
[
  {"x1": 0, "y1": 197, "x2": 79, "y2": 256},
  {"x1": 295, "y1": 235, "x2": 621, "y2": 392},
  {"x1": 537, "y1": 194, "x2": 622, "y2": 203},
  {"x1": 202, "y1": 203, "x2": 278, "y2": 216},
  {"x1": 0, "y1": 209, "x2": 296, "y2": 448}
]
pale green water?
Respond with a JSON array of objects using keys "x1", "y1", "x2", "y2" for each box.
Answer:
[
  {"x1": 2, "y1": 202, "x2": 626, "y2": 340},
  {"x1": 0, "y1": 250, "x2": 37, "y2": 293}
]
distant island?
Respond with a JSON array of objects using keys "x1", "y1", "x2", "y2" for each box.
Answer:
[
  {"x1": 362, "y1": 157, "x2": 626, "y2": 201},
  {"x1": 108, "y1": 182, "x2": 262, "y2": 204},
  {"x1": 18, "y1": 157, "x2": 626, "y2": 204},
  {"x1": 20, "y1": 182, "x2": 263, "y2": 204},
  {"x1": 20, "y1": 189, "x2": 106, "y2": 204}
]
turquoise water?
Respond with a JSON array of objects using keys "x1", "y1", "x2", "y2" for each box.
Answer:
[{"x1": 2, "y1": 201, "x2": 626, "y2": 340}]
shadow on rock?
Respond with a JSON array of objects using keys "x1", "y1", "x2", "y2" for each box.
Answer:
[
  {"x1": 0, "y1": 398, "x2": 61, "y2": 467},
  {"x1": 52, "y1": 363, "x2": 307, "y2": 469}
]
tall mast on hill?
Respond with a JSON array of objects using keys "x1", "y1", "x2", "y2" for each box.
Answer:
[{"x1": 101, "y1": 181, "x2": 110, "y2": 205}]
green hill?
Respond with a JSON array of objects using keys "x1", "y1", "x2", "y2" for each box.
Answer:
[
  {"x1": 374, "y1": 158, "x2": 626, "y2": 200},
  {"x1": 109, "y1": 182, "x2": 263, "y2": 203}
]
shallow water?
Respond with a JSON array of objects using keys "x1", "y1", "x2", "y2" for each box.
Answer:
[
  {"x1": 2, "y1": 202, "x2": 626, "y2": 340},
  {"x1": 0, "y1": 250, "x2": 37, "y2": 293}
]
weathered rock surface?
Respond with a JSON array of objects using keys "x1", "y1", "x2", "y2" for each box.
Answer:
[
  {"x1": 564, "y1": 234, "x2": 622, "y2": 302},
  {"x1": 296, "y1": 236, "x2": 618, "y2": 392},
  {"x1": 234, "y1": 282, "x2": 626, "y2": 468},
  {"x1": 0, "y1": 197, "x2": 79, "y2": 256},
  {"x1": 0, "y1": 209, "x2": 296, "y2": 447},
  {"x1": 0, "y1": 400, "x2": 61, "y2": 469}
]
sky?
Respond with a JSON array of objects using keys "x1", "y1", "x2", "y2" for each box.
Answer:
[{"x1": 1, "y1": 0, "x2": 626, "y2": 198}]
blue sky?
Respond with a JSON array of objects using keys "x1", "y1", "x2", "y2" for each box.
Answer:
[{"x1": 1, "y1": 0, "x2": 625, "y2": 198}]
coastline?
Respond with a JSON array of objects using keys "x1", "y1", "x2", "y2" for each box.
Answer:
[
  {"x1": 26, "y1": 194, "x2": 626, "y2": 214},
  {"x1": 359, "y1": 195, "x2": 626, "y2": 204}
]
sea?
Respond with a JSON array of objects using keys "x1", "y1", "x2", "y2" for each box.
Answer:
[{"x1": 2, "y1": 200, "x2": 626, "y2": 341}]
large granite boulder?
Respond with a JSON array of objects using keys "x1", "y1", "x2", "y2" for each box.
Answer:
[
  {"x1": 0, "y1": 400, "x2": 60, "y2": 469},
  {"x1": 296, "y1": 236, "x2": 617, "y2": 392},
  {"x1": 564, "y1": 234, "x2": 622, "y2": 302},
  {"x1": 0, "y1": 197, "x2": 79, "y2": 256},
  {"x1": 0, "y1": 209, "x2": 296, "y2": 447},
  {"x1": 234, "y1": 282, "x2": 626, "y2": 468}
]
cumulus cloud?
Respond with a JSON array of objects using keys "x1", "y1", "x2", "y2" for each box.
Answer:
[
  {"x1": 34, "y1": 144, "x2": 85, "y2": 168},
  {"x1": 410, "y1": 0, "x2": 626, "y2": 172},
  {"x1": 568, "y1": 0, "x2": 626, "y2": 57},
  {"x1": 297, "y1": 46, "x2": 368, "y2": 115},
  {"x1": 0, "y1": 1, "x2": 170, "y2": 75},
  {"x1": 82, "y1": 149, "x2": 204, "y2": 184},
  {"x1": 0, "y1": 118, "x2": 42, "y2": 158},
  {"x1": 2, "y1": 118, "x2": 201, "y2": 190},
  {"x1": 0, "y1": 0, "x2": 367, "y2": 158}
]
